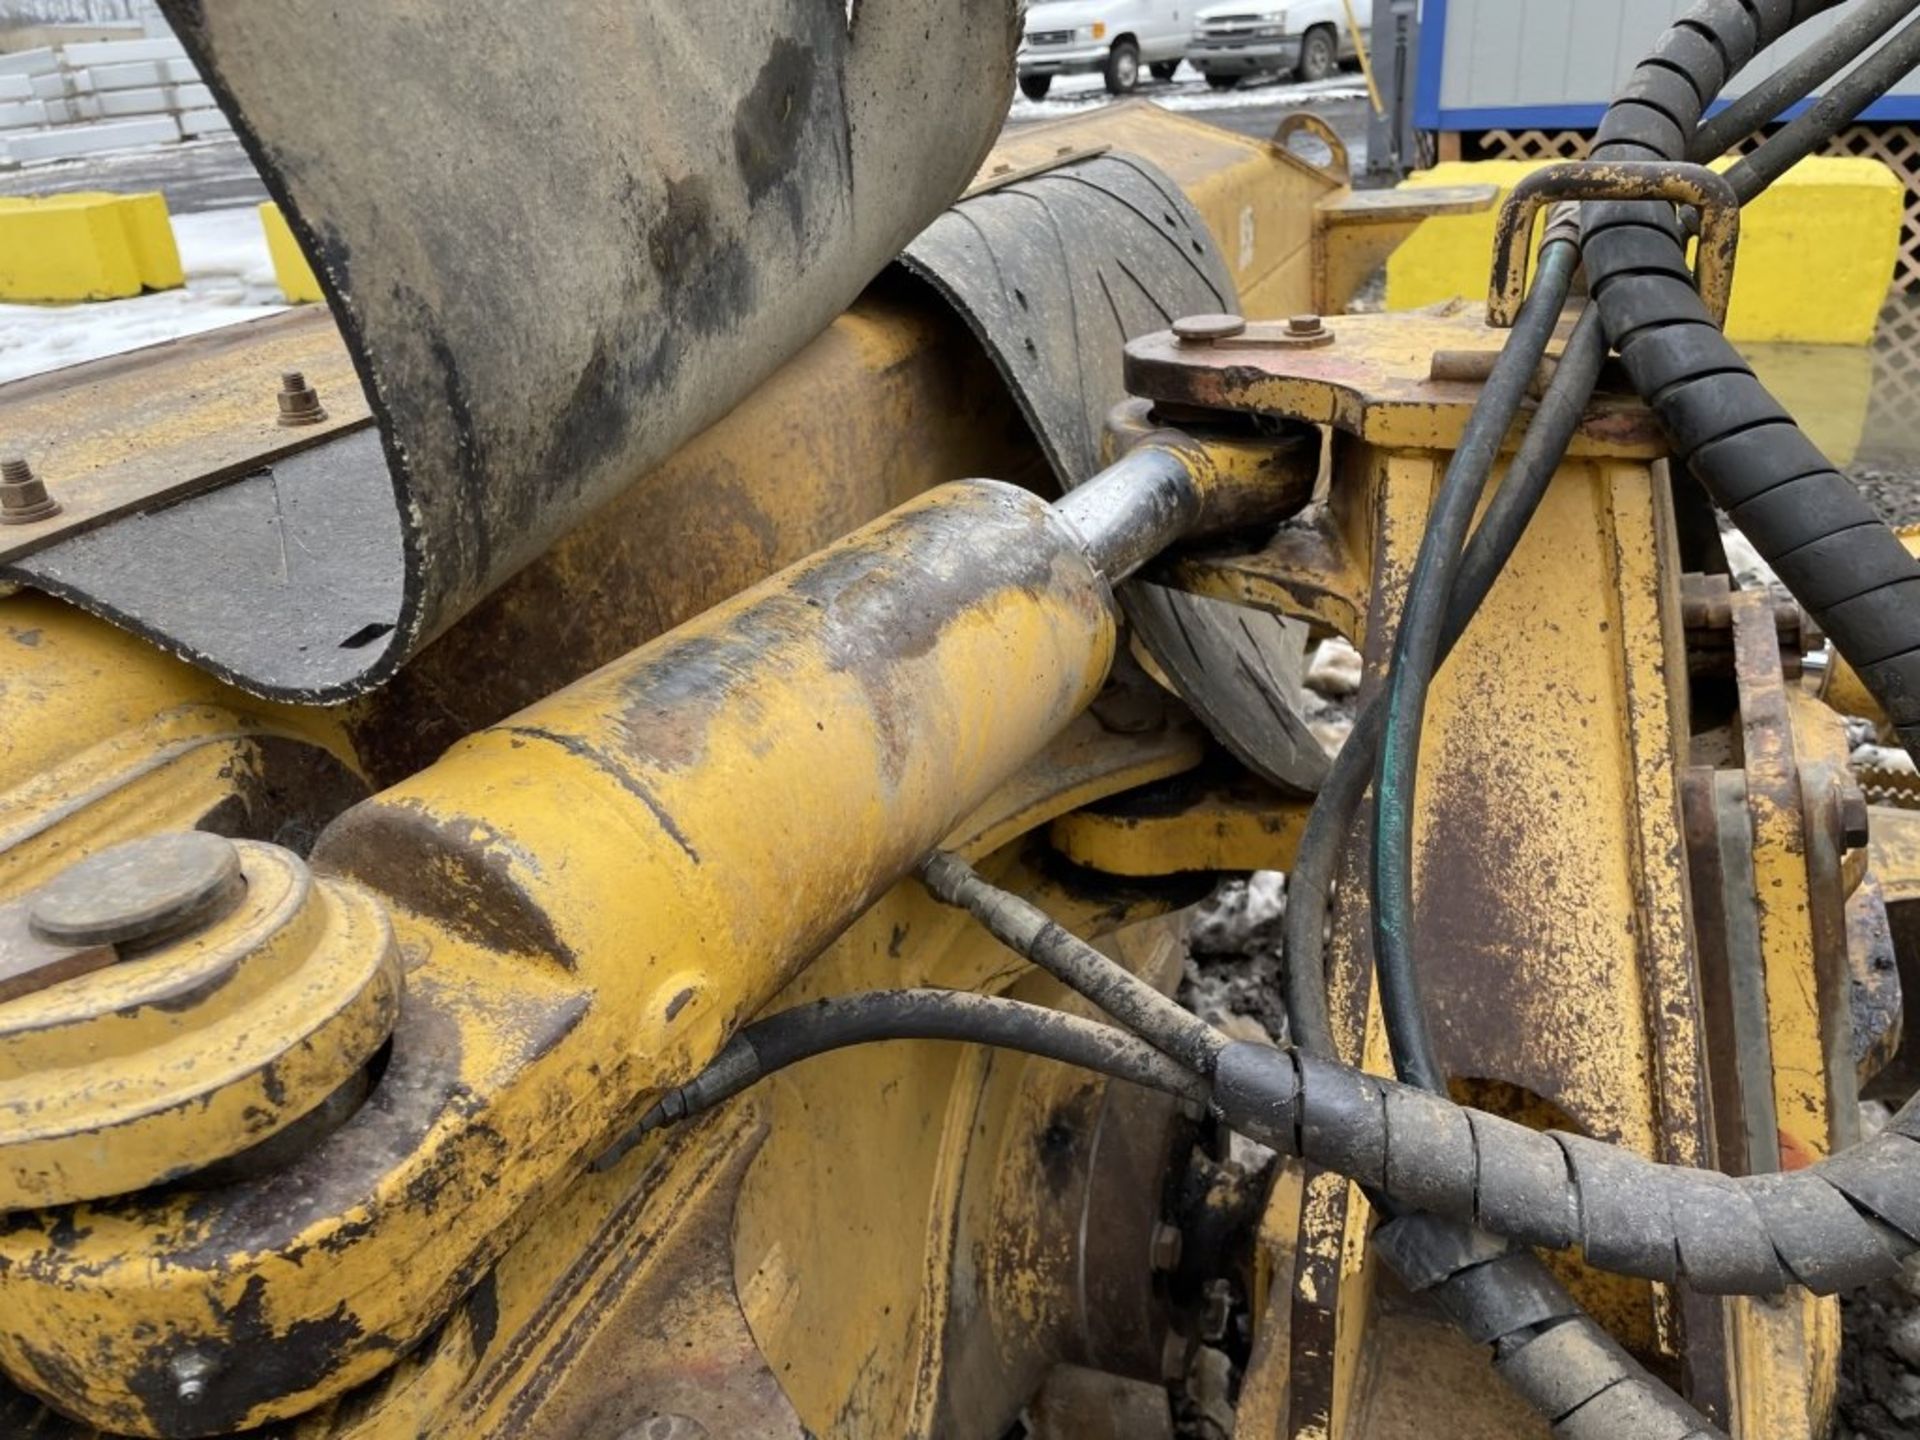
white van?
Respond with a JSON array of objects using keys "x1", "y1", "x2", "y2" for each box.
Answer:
[
  {"x1": 1017, "y1": 1, "x2": 1192, "y2": 99},
  {"x1": 1186, "y1": 2, "x2": 1366, "y2": 89}
]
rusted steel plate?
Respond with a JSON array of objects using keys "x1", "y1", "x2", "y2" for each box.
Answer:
[
  {"x1": 0, "y1": 308, "x2": 369, "y2": 566},
  {"x1": 1124, "y1": 309, "x2": 1665, "y2": 457}
]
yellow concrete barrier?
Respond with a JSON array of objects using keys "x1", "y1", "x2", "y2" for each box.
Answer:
[
  {"x1": 0, "y1": 191, "x2": 183, "y2": 303},
  {"x1": 259, "y1": 202, "x2": 324, "y2": 305},
  {"x1": 1748, "y1": 341, "x2": 1871, "y2": 467},
  {"x1": 1387, "y1": 156, "x2": 1902, "y2": 346}
]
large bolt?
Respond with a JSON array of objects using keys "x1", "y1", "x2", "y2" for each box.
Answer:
[
  {"x1": 0, "y1": 456, "x2": 59, "y2": 525},
  {"x1": 1173, "y1": 312, "x2": 1247, "y2": 345},
  {"x1": 170, "y1": 1351, "x2": 217, "y2": 1406},
  {"x1": 275, "y1": 370, "x2": 328, "y2": 427},
  {"x1": 1150, "y1": 1221, "x2": 1184, "y2": 1272},
  {"x1": 1841, "y1": 785, "x2": 1871, "y2": 852},
  {"x1": 29, "y1": 832, "x2": 245, "y2": 950},
  {"x1": 1288, "y1": 313, "x2": 1325, "y2": 336}
]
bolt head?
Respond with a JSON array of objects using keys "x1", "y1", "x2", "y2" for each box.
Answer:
[
  {"x1": 170, "y1": 1351, "x2": 217, "y2": 1405},
  {"x1": 1841, "y1": 787, "x2": 1871, "y2": 851},
  {"x1": 29, "y1": 832, "x2": 244, "y2": 949},
  {"x1": 1288, "y1": 313, "x2": 1326, "y2": 336},
  {"x1": 1173, "y1": 312, "x2": 1247, "y2": 344}
]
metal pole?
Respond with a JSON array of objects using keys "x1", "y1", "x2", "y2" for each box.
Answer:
[{"x1": 1367, "y1": 0, "x2": 1419, "y2": 178}]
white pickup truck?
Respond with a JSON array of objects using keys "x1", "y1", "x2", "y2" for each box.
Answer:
[
  {"x1": 1185, "y1": 2, "x2": 1365, "y2": 89},
  {"x1": 1017, "y1": 0, "x2": 1192, "y2": 99}
]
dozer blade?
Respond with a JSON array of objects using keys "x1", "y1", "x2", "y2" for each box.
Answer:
[{"x1": 34, "y1": 1, "x2": 1018, "y2": 701}]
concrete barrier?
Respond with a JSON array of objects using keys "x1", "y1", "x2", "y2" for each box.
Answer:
[
  {"x1": 3, "y1": 114, "x2": 180, "y2": 164},
  {"x1": 0, "y1": 190, "x2": 183, "y2": 302},
  {"x1": 0, "y1": 34, "x2": 211, "y2": 171},
  {"x1": 260, "y1": 202, "x2": 324, "y2": 304},
  {"x1": 1385, "y1": 156, "x2": 1904, "y2": 346}
]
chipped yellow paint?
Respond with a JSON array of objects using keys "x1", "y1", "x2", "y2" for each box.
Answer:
[
  {"x1": 1732, "y1": 594, "x2": 1832, "y2": 1169},
  {"x1": 0, "y1": 842, "x2": 400, "y2": 1210},
  {"x1": 0, "y1": 482, "x2": 1132, "y2": 1432},
  {"x1": 1049, "y1": 779, "x2": 1312, "y2": 876}
]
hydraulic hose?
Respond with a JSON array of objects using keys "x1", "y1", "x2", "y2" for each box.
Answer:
[
  {"x1": 1585, "y1": 0, "x2": 1920, "y2": 760},
  {"x1": 1369, "y1": 236, "x2": 1583, "y2": 1091},
  {"x1": 1210, "y1": 1037, "x2": 1920, "y2": 1299},
  {"x1": 639, "y1": 912, "x2": 1920, "y2": 1301},
  {"x1": 1282, "y1": 308, "x2": 1611, "y2": 1060},
  {"x1": 918, "y1": 850, "x2": 1228, "y2": 1074},
  {"x1": 1690, "y1": 0, "x2": 1918, "y2": 161},
  {"x1": 1726, "y1": 9, "x2": 1920, "y2": 195},
  {"x1": 631, "y1": 17, "x2": 1920, "y2": 1436},
  {"x1": 603, "y1": 988, "x2": 1207, "y2": 1162},
  {"x1": 1271, "y1": 311, "x2": 1714, "y2": 1437}
]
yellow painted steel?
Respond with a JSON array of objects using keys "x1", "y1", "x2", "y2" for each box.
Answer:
[
  {"x1": 0, "y1": 481, "x2": 1121, "y2": 1433},
  {"x1": 1050, "y1": 780, "x2": 1311, "y2": 875},
  {"x1": 0, "y1": 841, "x2": 400, "y2": 1209},
  {"x1": 427, "y1": 867, "x2": 1182, "y2": 1440},
  {"x1": 0, "y1": 191, "x2": 181, "y2": 302},
  {"x1": 1388, "y1": 157, "x2": 1901, "y2": 345},
  {"x1": 0, "y1": 593, "x2": 362, "y2": 895},
  {"x1": 1130, "y1": 324, "x2": 1846, "y2": 1436},
  {"x1": 0, "y1": 308, "x2": 372, "y2": 567},
  {"x1": 0, "y1": 101, "x2": 1890, "y2": 1440},
  {"x1": 1125, "y1": 309, "x2": 1667, "y2": 462}
]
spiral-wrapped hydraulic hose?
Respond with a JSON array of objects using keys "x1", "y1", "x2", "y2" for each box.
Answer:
[
  {"x1": 1587, "y1": 0, "x2": 1920, "y2": 758},
  {"x1": 1211, "y1": 1040, "x2": 1920, "y2": 1298}
]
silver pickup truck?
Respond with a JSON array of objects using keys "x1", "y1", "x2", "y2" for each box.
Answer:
[{"x1": 1185, "y1": 2, "x2": 1363, "y2": 89}]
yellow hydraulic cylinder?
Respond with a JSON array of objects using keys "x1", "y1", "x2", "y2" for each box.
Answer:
[{"x1": 0, "y1": 479, "x2": 1121, "y2": 1435}]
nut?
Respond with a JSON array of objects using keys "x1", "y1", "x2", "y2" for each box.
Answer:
[
  {"x1": 0, "y1": 456, "x2": 59, "y2": 525},
  {"x1": 276, "y1": 371, "x2": 328, "y2": 427}
]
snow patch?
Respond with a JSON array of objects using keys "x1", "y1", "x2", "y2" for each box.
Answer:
[
  {"x1": 1855, "y1": 743, "x2": 1917, "y2": 777},
  {"x1": 1306, "y1": 636, "x2": 1363, "y2": 697},
  {"x1": 1009, "y1": 70, "x2": 1367, "y2": 123},
  {"x1": 0, "y1": 203, "x2": 284, "y2": 384},
  {"x1": 1720, "y1": 525, "x2": 1783, "y2": 594}
]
